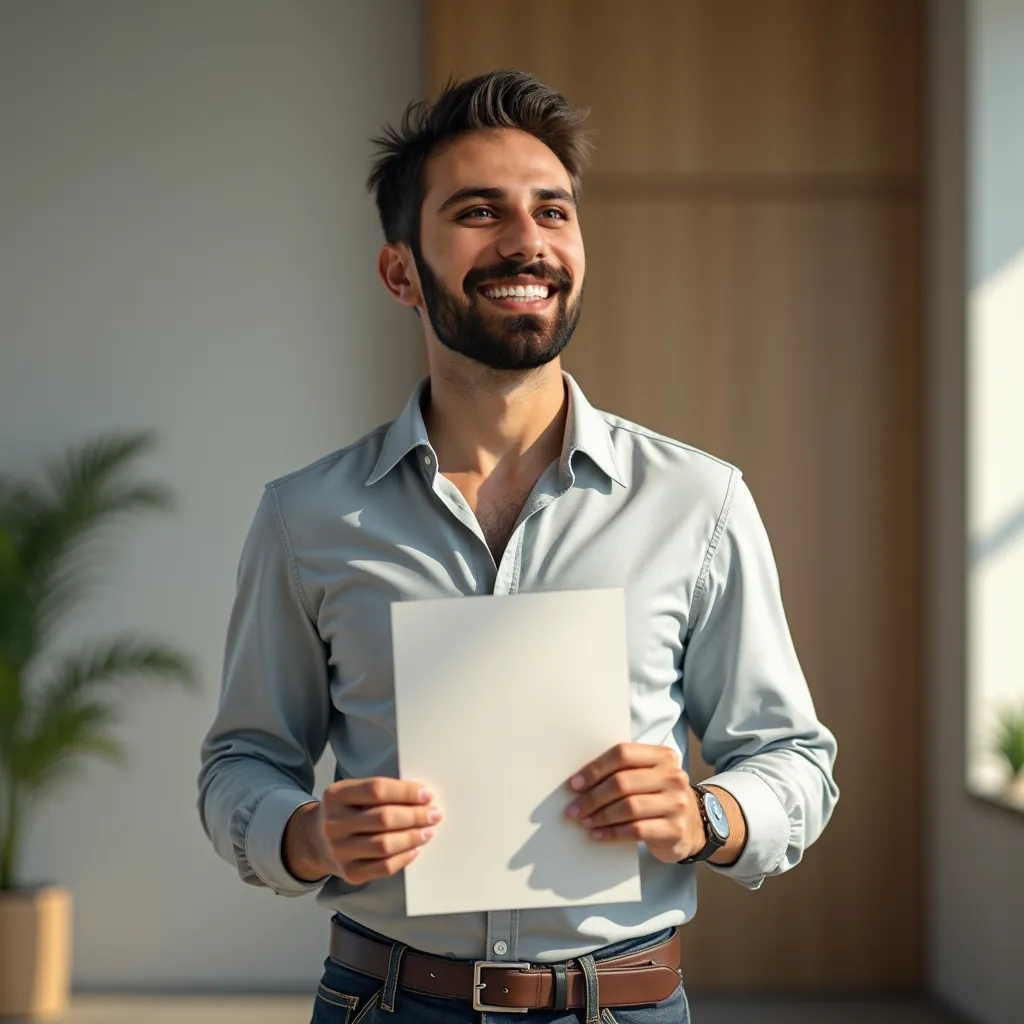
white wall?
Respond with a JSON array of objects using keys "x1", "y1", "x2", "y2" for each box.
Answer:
[
  {"x1": 927, "y1": 2, "x2": 1024, "y2": 1022},
  {"x1": 0, "y1": 0, "x2": 425, "y2": 991}
]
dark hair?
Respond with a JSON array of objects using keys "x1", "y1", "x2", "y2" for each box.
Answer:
[{"x1": 366, "y1": 69, "x2": 592, "y2": 251}]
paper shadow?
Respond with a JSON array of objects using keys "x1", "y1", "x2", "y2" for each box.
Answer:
[{"x1": 506, "y1": 784, "x2": 637, "y2": 902}]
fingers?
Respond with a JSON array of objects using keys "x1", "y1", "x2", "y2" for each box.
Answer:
[
  {"x1": 343, "y1": 825, "x2": 437, "y2": 862},
  {"x1": 317, "y1": 776, "x2": 443, "y2": 886},
  {"x1": 323, "y1": 802, "x2": 443, "y2": 838},
  {"x1": 342, "y1": 847, "x2": 424, "y2": 886},
  {"x1": 569, "y1": 743, "x2": 678, "y2": 793},
  {"x1": 325, "y1": 777, "x2": 433, "y2": 809},
  {"x1": 325, "y1": 812, "x2": 439, "y2": 886},
  {"x1": 565, "y1": 749, "x2": 695, "y2": 860},
  {"x1": 566, "y1": 765, "x2": 687, "y2": 822},
  {"x1": 588, "y1": 817, "x2": 686, "y2": 845},
  {"x1": 574, "y1": 791, "x2": 681, "y2": 830},
  {"x1": 331, "y1": 821, "x2": 436, "y2": 886}
]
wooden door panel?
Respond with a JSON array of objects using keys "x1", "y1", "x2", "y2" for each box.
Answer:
[{"x1": 430, "y1": 0, "x2": 921, "y2": 177}]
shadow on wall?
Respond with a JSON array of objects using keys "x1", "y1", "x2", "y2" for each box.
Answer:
[{"x1": 969, "y1": 501, "x2": 1024, "y2": 567}]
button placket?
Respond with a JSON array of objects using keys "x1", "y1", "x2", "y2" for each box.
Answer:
[
  {"x1": 486, "y1": 479, "x2": 559, "y2": 958},
  {"x1": 485, "y1": 909, "x2": 516, "y2": 965}
]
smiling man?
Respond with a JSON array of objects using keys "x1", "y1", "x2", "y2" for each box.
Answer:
[{"x1": 198, "y1": 70, "x2": 839, "y2": 1024}]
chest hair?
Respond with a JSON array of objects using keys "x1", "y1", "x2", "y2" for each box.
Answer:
[{"x1": 475, "y1": 493, "x2": 528, "y2": 563}]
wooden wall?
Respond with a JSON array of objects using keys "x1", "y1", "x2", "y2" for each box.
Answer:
[{"x1": 429, "y1": 0, "x2": 924, "y2": 992}]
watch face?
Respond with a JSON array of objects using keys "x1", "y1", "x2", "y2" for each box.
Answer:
[{"x1": 703, "y1": 792, "x2": 730, "y2": 840}]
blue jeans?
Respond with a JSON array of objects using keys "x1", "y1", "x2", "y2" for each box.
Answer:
[{"x1": 310, "y1": 914, "x2": 691, "y2": 1024}]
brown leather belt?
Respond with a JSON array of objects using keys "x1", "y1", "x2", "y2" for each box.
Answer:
[{"x1": 328, "y1": 917, "x2": 682, "y2": 1012}]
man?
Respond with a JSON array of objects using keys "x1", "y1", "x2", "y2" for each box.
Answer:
[{"x1": 198, "y1": 69, "x2": 839, "y2": 1023}]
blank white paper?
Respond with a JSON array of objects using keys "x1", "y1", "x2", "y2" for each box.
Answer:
[{"x1": 391, "y1": 587, "x2": 642, "y2": 917}]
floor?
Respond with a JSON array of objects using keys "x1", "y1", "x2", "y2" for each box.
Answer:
[{"x1": 67, "y1": 995, "x2": 970, "y2": 1023}]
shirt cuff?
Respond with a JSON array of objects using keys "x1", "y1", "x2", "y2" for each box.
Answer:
[
  {"x1": 245, "y1": 787, "x2": 330, "y2": 896},
  {"x1": 701, "y1": 769, "x2": 790, "y2": 890}
]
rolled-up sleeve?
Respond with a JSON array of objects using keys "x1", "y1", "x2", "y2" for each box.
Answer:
[
  {"x1": 197, "y1": 484, "x2": 332, "y2": 897},
  {"x1": 682, "y1": 471, "x2": 839, "y2": 889}
]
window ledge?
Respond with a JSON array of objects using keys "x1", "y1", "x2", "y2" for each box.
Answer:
[{"x1": 967, "y1": 785, "x2": 1024, "y2": 821}]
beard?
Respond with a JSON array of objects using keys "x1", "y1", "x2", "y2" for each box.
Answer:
[{"x1": 413, "y1": 251, "x2": 583, "y2": 372}]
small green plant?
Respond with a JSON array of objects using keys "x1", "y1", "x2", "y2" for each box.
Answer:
[
  {"x1": 0, "y1": 432, "x2": 199, "y2": 891},
  {"x1": 992, "y1": 701, "x2": 1024, "y2": 779}
]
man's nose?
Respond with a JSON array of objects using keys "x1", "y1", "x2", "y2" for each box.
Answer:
[{"x1": 496, "y1": 208, "x2": 544, "y2": 264}]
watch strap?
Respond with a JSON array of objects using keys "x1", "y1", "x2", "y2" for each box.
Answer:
[{"x1": 678, "y1": 784, "x2": 728, "y2": 864}]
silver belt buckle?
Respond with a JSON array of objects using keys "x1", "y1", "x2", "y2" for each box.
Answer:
[{"x1": 472, "y1": 960, "x2": 531, "y2": 1012}]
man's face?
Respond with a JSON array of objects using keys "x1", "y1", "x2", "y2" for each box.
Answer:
[{"x1": 411, "y1": 128, "x2": 585, "y2": 372}]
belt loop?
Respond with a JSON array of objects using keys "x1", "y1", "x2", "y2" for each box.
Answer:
[
  {"x1": 578, "y1": 954, "x2": 600, "y2": 1024},
  {"x1": 379, "y1": 940, "x2": 408, "y2": 1013},
  {"x1": 552, "y1": 963, "x2": 568, "y2": 1011}
]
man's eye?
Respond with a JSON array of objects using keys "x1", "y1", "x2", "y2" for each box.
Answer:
[
  {"x1": 459, "y1": 208, "x2": 496, "y2": 220},
  {"x1": 539, "y1": 208, "x2": 569, "y2": 220}
]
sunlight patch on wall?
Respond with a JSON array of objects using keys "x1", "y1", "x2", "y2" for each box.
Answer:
[{"x1": 967, "y1": 245, "x2": 1024, "y2": 807}]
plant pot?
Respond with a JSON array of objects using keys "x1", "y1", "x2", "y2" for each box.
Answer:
[
  {"x1": 0, "y1": 886, "x2": 72, "y2": 1021},
  {"x1": 1006, "y1": 772, "x2": 1024, "y2": 807}
]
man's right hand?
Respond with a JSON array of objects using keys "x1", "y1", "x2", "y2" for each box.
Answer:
[{"x1": 283, "y1": 778, "x2": 442, "y2": 886}]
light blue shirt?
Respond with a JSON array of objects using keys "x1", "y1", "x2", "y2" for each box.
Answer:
[{"x1": 198, "y1": 372, "x2": 839, "y2": 962}]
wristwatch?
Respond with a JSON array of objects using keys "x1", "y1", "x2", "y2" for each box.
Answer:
[{"x1": 678, "y1": 784, "x2": 730, "y2": 864}]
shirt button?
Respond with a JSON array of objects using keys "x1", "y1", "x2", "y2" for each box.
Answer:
[
  {"x1": 424, "y1": 455, "x2": 432, "y2": 466},
  {"x1": 493, "y1": 940, "x2": 508, "y2": 956}
]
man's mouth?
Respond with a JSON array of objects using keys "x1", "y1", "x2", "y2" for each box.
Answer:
[{"x1": 476, "y1": 278, "x2": 560, "y2": 308}]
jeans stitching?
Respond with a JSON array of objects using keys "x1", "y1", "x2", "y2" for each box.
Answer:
[
  {"x1": 379, "y1": 942, "x2": 407, "y2": 1013},
  {"x1": 579, "y1": 954, "x2": 601, "y2": 1024},
  {"x1": 316, "y1": 983, "x2": 358, "y2": 1009},
  {"x1": 350, "y1": 990, "x2": 381, "y2": 1024}
]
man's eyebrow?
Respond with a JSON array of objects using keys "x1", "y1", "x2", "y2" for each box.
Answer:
[
  {"x1": 534, "y1": 188, "x2": 578, "y2": 208},
  {"x1": 438, "y1": 187, "x2": 506, "y2": 213},
  {"x1": 438, "y1": 186, "x2": 578, "y2": 213}
]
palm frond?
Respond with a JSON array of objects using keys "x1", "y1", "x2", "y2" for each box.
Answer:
[
  {"x1": 9, "y1": 432, "x2": 172, "y2": 572},
  {"x1": 7, "y1": 699, "x2": 126, "y2": 793},
  {"x1": 33, "y1": 557, "x2": 95, "y2": 642},
  {"x1": 8, "y1": 637, "x2": 196, "y2": 793},
  {"x1": 0, "y1": 433, "x2": 176, "y2": 670},
  {"x1": 33, "y1": 638, "x2": 200, "y2": 715},
  {"x1": 41, "y1": 433, "x2": 162, "y2": 519}
]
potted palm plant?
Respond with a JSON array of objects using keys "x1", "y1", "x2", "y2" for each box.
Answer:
[
  {"x1": 993, "y1": 700, "x2": 1024, "y2": 806},
  {"x1": 0, "y1": 432, "x2": 199, "y2": 1021}
]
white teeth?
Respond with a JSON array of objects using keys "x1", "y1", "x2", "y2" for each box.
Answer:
[{"x1": 483, "y1": 283, "x2": 551, "y2": 300}]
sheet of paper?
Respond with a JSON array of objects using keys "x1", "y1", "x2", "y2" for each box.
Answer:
[{"x1": 391, "y1": 587, "x2": 641, "y2": 917}]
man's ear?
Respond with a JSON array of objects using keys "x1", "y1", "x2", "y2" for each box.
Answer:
[{"x1": 378, "y1": 243, "x2": 422, "y2": 309}]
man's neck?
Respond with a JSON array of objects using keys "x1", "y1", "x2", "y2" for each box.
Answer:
[{"x1": 422, "y1": 362, "x2": 568, "y2": 481}]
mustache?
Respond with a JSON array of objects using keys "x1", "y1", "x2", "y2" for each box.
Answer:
[{"x1": 463, "y1": 260, "x2": 573, "y2": 295}]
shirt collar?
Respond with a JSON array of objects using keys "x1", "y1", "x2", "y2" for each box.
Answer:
[
  {"x1": 559, "y1": 372, "x2": 627, "y2": 488},
  {"x1": 365, "y1": 371, "x2": 626, "y2": 489}
]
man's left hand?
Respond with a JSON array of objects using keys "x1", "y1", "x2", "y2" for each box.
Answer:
[{"x1": 565, "y1": 742, "x2": 706, "y2": 864}]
